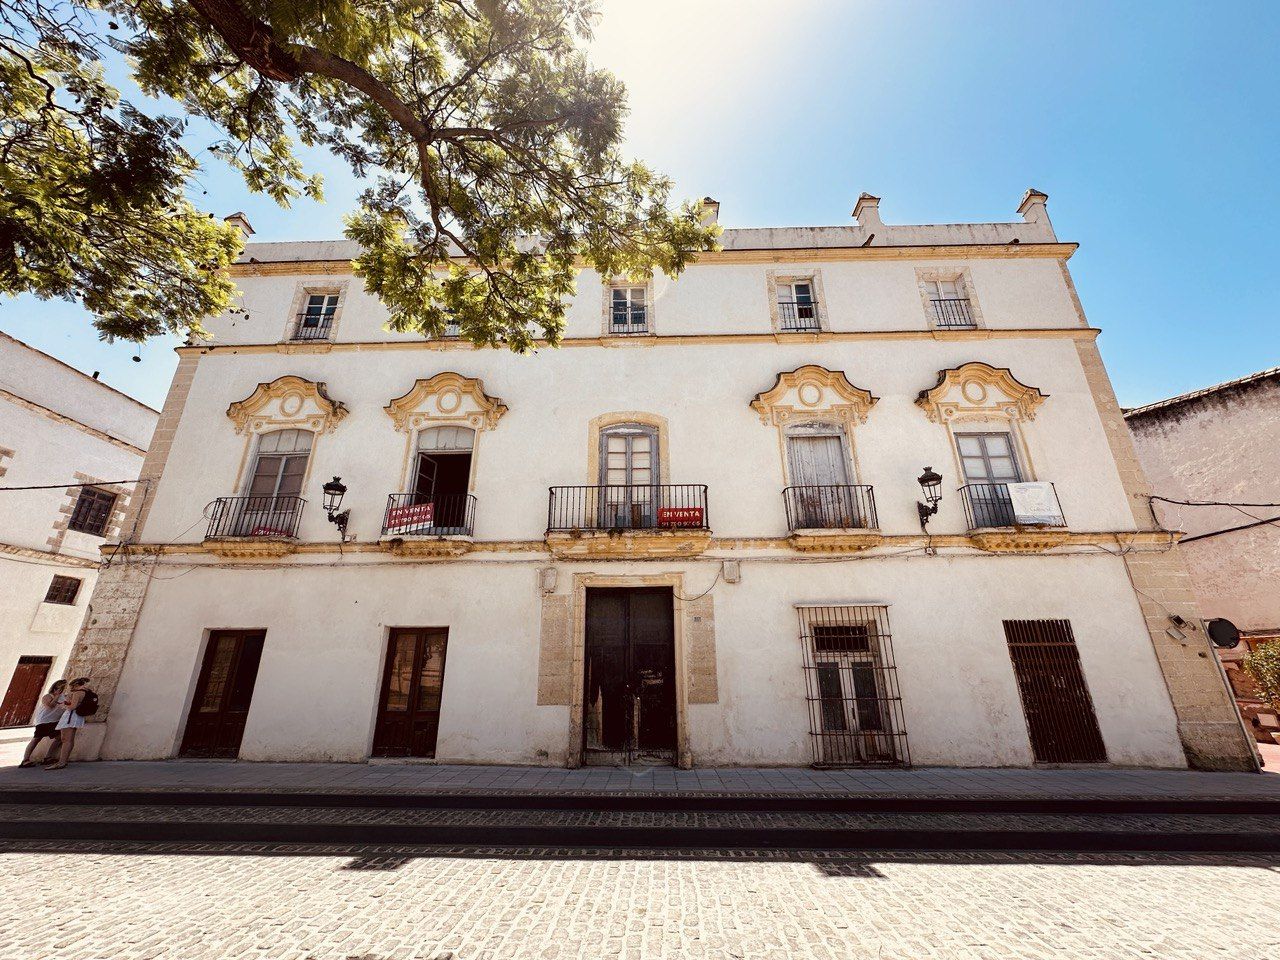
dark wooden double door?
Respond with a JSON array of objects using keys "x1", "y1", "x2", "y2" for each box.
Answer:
[
  {"x1": 372, "y1": 628, "x2": 449, "y2": 758},
  {"x1": 583, "y1": 588, "x2": 676, "y2": 766},
  {"x1": 180, "y1": 630, "x2": 265, "y2": 758}
]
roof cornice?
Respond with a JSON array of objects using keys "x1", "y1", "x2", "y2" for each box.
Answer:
[{"x1": 228, "y1": 242, "x2": 1078, "y2": 277}]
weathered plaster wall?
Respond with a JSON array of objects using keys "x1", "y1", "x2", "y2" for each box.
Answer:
[
  {"x1": 100, "y1": 551, "x2": 1184, "y2": 768},
  {"x1": 1127, "y1": 374, "x2": 1280, "y2": 632},
  {"x1": 217, "y1": 256, "x2": 1086, "y2": 348},
  {"x1": 138, "y1": 335, "x2": 1135, "y2": 547}
]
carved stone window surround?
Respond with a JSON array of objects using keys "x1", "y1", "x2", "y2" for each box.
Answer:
[
  {"x1": 602, "y1": 276, "x2": 656, "y2": 338},
  {"x1": 767, "y1": 268, "x2": 828, "y2": 334},
  {"x1": 281, "y1": 280, "x2": 351, "y2": 343},
  {"x1": 750, "y1": 365, "x2": 878, "y2": 487},
  {"x1": 916, "y1": 266, "x2": 984, "y2": 333},
  {"x1": 916, "y1": 361, "x2": 1048, "y2": 486},
  {"x1": 226, "y1": 375, "x2": 349, "y2": 493},
  {"x1": 384, "y1": 372, "x2": 508, "y2": 493}
]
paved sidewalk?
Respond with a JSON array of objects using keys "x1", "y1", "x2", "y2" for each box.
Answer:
[{"x1": 2, "y1": 748, "x2": 1277, "y2": 799}]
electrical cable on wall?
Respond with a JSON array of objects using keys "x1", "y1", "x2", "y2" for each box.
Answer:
[
  {"x1": 1149, "y1": 494, "x2": 1280, "y2": 508},
  {"x1": 0, "y1": 479, "x2": 142, "y2": 492}
]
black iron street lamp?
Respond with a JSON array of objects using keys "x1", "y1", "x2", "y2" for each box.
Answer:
[
  {"x1": 916, "y1": 466, "x2": 943, "y2": 531},
  {"x1": 322, "y1": 476, "x2": 350, "y2": 539}
]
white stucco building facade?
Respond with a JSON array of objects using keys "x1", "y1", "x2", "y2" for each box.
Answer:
[
  {"x1": 0, "y1": 332, "x2": 155, "y2": 733},
  {"x1": 65, "y1": 191, "x2": 1257, "y2": 771}
]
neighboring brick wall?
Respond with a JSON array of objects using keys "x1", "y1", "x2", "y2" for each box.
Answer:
[
  {"x1": 123, "y1": 353, "x2": 199, "y2": 541},
  {"x1": 62, "y1": 353, "x2": 200, "y2": 723},
  {"x1": 1075, "y1": 339, "x2": 1256, "y2": 770},
  {"x1": 63, "y1": 560, "x2": 155, "y2": 719},
  {"x1": 1074, "y1": 341, "x2": 1158, "y2": 530}
]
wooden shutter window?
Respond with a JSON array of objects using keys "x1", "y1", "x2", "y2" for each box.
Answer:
[{"x1": 44, "y1": 575, "x2": 82, "y2": 605}]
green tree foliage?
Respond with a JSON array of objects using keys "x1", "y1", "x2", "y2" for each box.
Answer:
[
  {"x1": 1242, "y1": 639, "x2": 1280, "y2": 713},
  {"x1": 1, "y1": 1, "x2": 719, "y2": 347}
]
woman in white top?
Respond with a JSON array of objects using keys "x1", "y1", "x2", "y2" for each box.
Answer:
[
  {"x1": 17, "y1": 679, "x2": 66, "y2": 768},
  {"x1": 46, "y1": 678, "x2": 90, "y2": 770}
]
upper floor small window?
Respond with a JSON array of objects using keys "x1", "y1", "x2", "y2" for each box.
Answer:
[
  {"x1": 926, "y1": 279, "x2": 975, "y2": 329},
  {"x1": 293, "y1": 294, "x2": 340, "y2": 341},
  {"x1": 68, "y1": 486, "x2": 116, "y2": 536},
  {"x1": 777, "y1": 281, "x2": 819, "y2": 332},
  {"x1": 44, "y1": 574, "x2": 82, "y2": 605},
  {"x1": 610, "y1": 286, "x2": 648, "y2": 333}
]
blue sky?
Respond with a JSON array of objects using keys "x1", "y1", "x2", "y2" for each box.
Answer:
[{"x1": 2, "y1": 0, "x2": 1277, "y2": 410}]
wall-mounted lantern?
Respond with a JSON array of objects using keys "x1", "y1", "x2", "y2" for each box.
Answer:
[
  {"x1": 916, "y1": 466, "x2": 943, "y2": 531},
  {"x1": 322, "y1": 476, "x2": 350, "y2": 539}
]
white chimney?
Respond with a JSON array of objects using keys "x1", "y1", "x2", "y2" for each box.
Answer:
[
  {"x1": 699, "y1": 197, "x2": 720, "y2": 226},
  {"x1": 852, "y1": 193, "x2": 883, "y2": 230},
  {"x1": 224, "y1": 212, "x2": 255, "y2": 238},
  {"x1": 1016, "y1": 189, "x2": 1050, "y2": 226}
]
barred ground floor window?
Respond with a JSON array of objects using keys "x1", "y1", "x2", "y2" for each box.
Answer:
[{"x1": 797, "y1": 604, "x2": 909, "y2": 767}]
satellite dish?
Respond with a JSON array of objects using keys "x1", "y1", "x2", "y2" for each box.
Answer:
[{"x1": 1207, "y1": 618, "x2": 1241, "y2": 649}]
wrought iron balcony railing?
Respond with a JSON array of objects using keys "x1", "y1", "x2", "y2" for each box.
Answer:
[
  {"x1": 206, "y1": 496, "x2": 305, "y2": 539},
  {"x1": 382, "y1": 493, "x2": 476, "y2": 537},
  {"x1": 959, "y1": 482, "x2": 1066, "y2": 530},
  {"x1": 783, "y1": 485, "x2": 879, "y2": 531},
  {"x1": 547, "y1": 485, "x2": 709, "y2": 533},
  {"x1": 930, "y1": 297, "x2": 976, "y2": 328},
  {"x1": 610, "y1": 306, "x2": 649, "y2": 333},
  {"x1": 291, "y1": 313, "x2": 334, "y2": 341},
  {"x1": 777, "y1": 299, "x2": 821, "y2": 331}
]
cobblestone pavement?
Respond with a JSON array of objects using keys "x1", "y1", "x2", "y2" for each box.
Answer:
[
  {"x1": 1, "y1": 803, "x2": 1277, "y2": 834},
  {"x1": 1, "y1": 841, "x2": 1279, "y2": 959}
]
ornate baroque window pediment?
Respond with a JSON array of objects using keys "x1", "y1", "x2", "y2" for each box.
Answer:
[
  {"x1": 384, "y1": 372, "x2": 509, "y2": 433},
  {"x1": 226, "y1": 376, "x2": 349, "y2": 435},
  {"x1": 915, "y1": 362, "x2": 1047, "y2": 424},
  {"x1": 750, "y1": 365, "x2": 878, "y2": 426}
]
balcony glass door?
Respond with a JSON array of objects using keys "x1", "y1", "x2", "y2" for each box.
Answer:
[
  {"x1": 957, "y1": 432, "x2": 1021, "y2": 527},
  {"x1": 787, "y1": 425, "x2": 854, "y2": 527},
  {"x1": 237, "y1": 429, "x2": 312, "y2": 535},
  {"x1": 413, "y1": 426, "x2": 474, "y2": 533},
  {"x1": 599, "y1": 424, "x2": 658, "y2": 528}
]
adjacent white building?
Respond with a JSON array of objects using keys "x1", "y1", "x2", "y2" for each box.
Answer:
[
  {"x1": 65, "y1": 191, "x2": 1257, "y2": 771},
  {"x1": 0, "y1": 332, "x2": 155, "y2": 733}
]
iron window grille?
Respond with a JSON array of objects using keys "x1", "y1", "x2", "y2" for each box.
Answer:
[
  {"x1": 44, "y1": 574, "x2": 82, "y2": 605},
  {"x1": 959, "y1": 482, "x2": 1066, "y2": 530},
  {"x1": 547, "y1": 484, "x2": 709, "y2": 533},
  {"x1": 798, "y1": 604, "x2": 908, "y2": 767},
  {"x1": 293, "y1": 294, "x2": 339, "y2": 340},
  {"x1": 1003, "y1": 619, "x2": 1107, "y2": 764},
  {"x1": 610, "y1": 287, "x2": 649, "y2": 333},
  {"x1": 68, "y1": 486, "x2": 117, "y2": 536},
  {"x1": 206, "y1": 495, "x2": 305, "y2": 539},
  {"x1": 783, "y1": 485, "x2": 878, "y2": 530}
]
